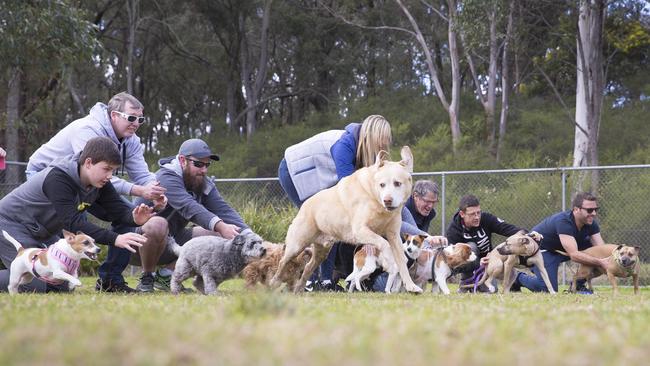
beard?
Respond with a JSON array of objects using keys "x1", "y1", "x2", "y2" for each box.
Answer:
[{"x1": 183, "y1": 167, "x2": 205, "y2": 195}]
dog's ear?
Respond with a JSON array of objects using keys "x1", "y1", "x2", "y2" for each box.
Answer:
[
  {"x1": 62, "y1": 230, "x2": 75, "y2": 243},
  {"x1": 399, "y1": 146, "x2": 413, "y2": 173},
  {"x1": 375, "y1": 150, "x2": 390, "y2": 167},
  {"x1": 400, "y1": 233, "x2": 408, "y2": 242},
  {"x1": 232, "y1": 234, "x2": 246, "y2": 246},
  {"x1": 634, "y1": 246, "x2": 641, "y2": 255},
  {"x1": 616, "y1": 244, "x2": 624, "y2": 251}
]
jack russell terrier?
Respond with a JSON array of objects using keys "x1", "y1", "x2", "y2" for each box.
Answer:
[
  {"x1": 3, "y1": 230, "x2": 100, "y2": 294},
  {"x1": 345, "y1": 234, "x2": 429, "y2": 293},
  {"x1": 430, "y1": 243, "x2": 477, "y2": 294}
]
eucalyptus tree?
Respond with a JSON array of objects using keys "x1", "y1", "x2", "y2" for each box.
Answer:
[{"x1": 0, "y1": 0, "x2": 98, "y2": 177}]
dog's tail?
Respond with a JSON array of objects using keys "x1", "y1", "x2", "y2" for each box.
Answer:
[
  {"x1": 2, "y1": 230, "x2": 23, "y2": 251},
  {"x1": 167, "y1": 236, "x2": 182, "y2": 257}
]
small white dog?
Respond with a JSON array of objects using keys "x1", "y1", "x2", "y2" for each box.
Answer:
[{"x1": 3, "y1": 230, "x2": 100, "y2": 294}]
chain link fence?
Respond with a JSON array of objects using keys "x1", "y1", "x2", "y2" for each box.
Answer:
[{"x1": 212, "y1": 165, "x2": 650, "y2": 264}]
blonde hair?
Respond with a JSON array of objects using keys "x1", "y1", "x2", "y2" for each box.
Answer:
[{"x1": 356, "y1": 115, "x2": 392, "y2": 169}]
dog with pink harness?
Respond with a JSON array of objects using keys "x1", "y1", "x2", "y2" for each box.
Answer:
[{"x1": 3, "y1": 229, "x2": 100, "y2": 294}]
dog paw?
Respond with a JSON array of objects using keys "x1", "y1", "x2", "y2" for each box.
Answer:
[{"x1": 406, "y1": 284, "x2": 423, "y2": 294}]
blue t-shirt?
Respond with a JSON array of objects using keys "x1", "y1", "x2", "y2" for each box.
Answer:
[{"x1": 533, "y1": 210, "x2": 600, "y2": 253}]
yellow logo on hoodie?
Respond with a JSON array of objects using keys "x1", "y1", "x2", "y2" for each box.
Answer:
[{"x1": 77, "y1": 202, "x2": 91, "y2": 211}]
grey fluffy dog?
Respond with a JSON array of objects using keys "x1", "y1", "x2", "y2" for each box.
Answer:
[{"x1": 169, "y1": 231, "x2": 266, "y2": 295}]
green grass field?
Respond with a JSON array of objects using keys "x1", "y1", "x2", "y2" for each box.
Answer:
[{"x1": 1, "y1": 278, "x2": 649, "y2": 366}]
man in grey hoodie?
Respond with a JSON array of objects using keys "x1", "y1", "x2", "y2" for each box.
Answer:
[
  {"x1": 26, "y1": 92, "x2": 166, "y2": 293},
  {"x1": 0, "y1": 137, "x2": 165, "y2": 293},
  {"x1": 127, "y1": 138, "x2": 251, "y2": 291}
]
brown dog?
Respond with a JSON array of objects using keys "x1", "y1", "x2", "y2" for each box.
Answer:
[
  {"x1": 467, "y1": 230, "x2": 554, "y2": 294},
  {"x1": 241, "y1": 244, "x2": 312, "y2": 289},
  {"x1": 571, "y1": 244, "x2": 641, "y2": 295}
]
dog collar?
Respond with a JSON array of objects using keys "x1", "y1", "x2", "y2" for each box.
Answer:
[{"x1": 517, "y1": 247, "x2": 540, "y2": 267}]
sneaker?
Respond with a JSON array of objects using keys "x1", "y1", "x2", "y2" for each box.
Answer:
[
  {"x1": 575, "y1": 285, "x2": 594, "y2": 295},
  {"x1": 319, "y1": 280, "x2": 345, "y2": 292},
  {"x1": 136, "y1": 272, "x2": 155, "y2": 293},
  {"x1": 304, "y1": 280, "x2": 316, "y2": 292},
  {"x1": 153, "y1": 270, "x2": 171, "y2": 292},
  {"x1": 95, "y1": 278, "x2": 137, "y2": 293}
]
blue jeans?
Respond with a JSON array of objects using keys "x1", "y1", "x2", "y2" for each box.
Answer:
[
  {"x1": 517, "y1": 250, "x2": 583, "y2": 292},
  {"x1": 97, "y1": 198, "x2": 136, "y2": 285}
]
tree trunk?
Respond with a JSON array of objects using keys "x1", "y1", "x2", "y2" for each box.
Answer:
[
  {"x1": 6, "y1": 67, "x2": 22, "y2": 183},
  {"x1": 240, "y1": 0, "x2": 272, "y2": 140},
  {"x1": 126, "y1": 0, "x2": 138, "y2": 95},
  {"x1": 395, "y1": 0, "x2": 462, "y2": 152},
  {"x1": 573, "y1": 0, "x2": 605, "y2": 191},
  {"x1": 447, "y1": 0, "x2": 462, "y2": 150},
  {"x1": 66, "y1": 67, "x2": 86, "y2": 115},
  {"x1": 497, "y1": 0, "x2": 515, "y2": 164},
  {"x1": 486, "y1": 4, "x2": 498, "y2": 154}
]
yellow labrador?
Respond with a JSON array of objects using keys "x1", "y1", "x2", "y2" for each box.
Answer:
[{"x1": 271, "y1": 146, "x2": 421, "y2": 293}]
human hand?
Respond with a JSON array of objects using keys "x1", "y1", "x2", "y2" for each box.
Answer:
[
  {"x1": 480, "y1": 256, "x2": 490, "y2": 266},
  {"x1": 425, "y1": 235, "x2": 448, "y2": 247},
  {"x1": 139, "y1": 181, "x2": 167, "y2": 200},
  {"x1": 528, "y1": 231, "x2": 544, "y2": 242},
  {"x1": 115, "y1": 232, "x2": 147, "y2": 253},
  {"x1": 152, "y1": 194, "x2": 168, "y2": 212},
  {"x1": 132, "y1": 203, "x2": 155, "y2": 225},
  {"x1": 214, "y1": 221, "x2": 240, "y2": 239},
  {"x1": 599, "y1": 258, "x2": 610, "y2": 270}
]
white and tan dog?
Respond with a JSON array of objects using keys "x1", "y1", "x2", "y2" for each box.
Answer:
[
  {"x1": 271, "y1": 147, "x2": 421, "y2": 293},
  {"x1": 3, "y1": 230, "x2": 100, "y2": 294},
  {"x1": 467, "y1": 230, "x2": 554, "y2": 294},
  {"x1": 344, "y1": 234, "x2": 426, "y2": 292},
  {"x1": 430, "y1": 243, "x2": 477, "y2": 294}
]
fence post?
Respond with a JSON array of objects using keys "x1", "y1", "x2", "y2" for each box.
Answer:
[
  {"x1": 561, "y1": 168, "x2": 567, "y2": 287},
  {"x1": 441, "y1": 173, "x2": 446, "y2": 236}
]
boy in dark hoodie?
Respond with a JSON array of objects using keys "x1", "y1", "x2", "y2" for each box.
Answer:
[{"x1": 0, "y1": 137, "x2": 166, "y2": 293}]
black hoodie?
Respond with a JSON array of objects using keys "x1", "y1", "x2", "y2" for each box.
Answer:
[{"x1": 446, "y1": 211, "x2": 521, "y2": 257}]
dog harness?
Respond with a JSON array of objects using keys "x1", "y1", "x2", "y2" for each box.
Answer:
[
  {"x1": 517, "y1": 246, "x2": 540, "y2": 267},
  {"x1": 30, "y1": 245, "x2": 80, "y2": 285}
]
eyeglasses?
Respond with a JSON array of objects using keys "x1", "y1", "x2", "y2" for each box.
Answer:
[
  {"x1": 580, "y1": 207, "x2": 599, "y2": 214},
  {"x1": 417, "y1": 196, "x2": 439, "y2": 206},
  {"x1": 113, "y1": 111, "x2": 145, "y2": 124},
  {"x1": 186, "y1": 158, "x2": 210, "y2": 169}
]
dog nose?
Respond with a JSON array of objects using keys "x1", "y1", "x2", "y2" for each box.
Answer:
[
  {"x1": 383, "y1": 198, "x2": 393, "y2": 207},
  {"x1": 261, "y1": 248, "x2": 266, "y2": 256}
]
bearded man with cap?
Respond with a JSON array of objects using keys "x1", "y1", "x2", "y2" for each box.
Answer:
[{"x1": 128, "y1": 138, "x2": 251, "y2": 292}]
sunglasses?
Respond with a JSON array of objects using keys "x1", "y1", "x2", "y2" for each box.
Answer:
[
  {"x1": 580, "y1": 207, "x2": 599, "y2": 214},
  {"x1": 186, "y1": 158, "x2": 210, "y2": 169},
  {"x1": 114, "y1": 110, "x2": 145, "y2": 124}
]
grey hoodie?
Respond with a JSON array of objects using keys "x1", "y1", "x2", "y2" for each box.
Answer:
[
  {"x1": 135, "y1": 156, "x2": 249, "y2": 239},
  {"x1": 26, "y1": 102, "x2": 156, "y2": 195}
]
